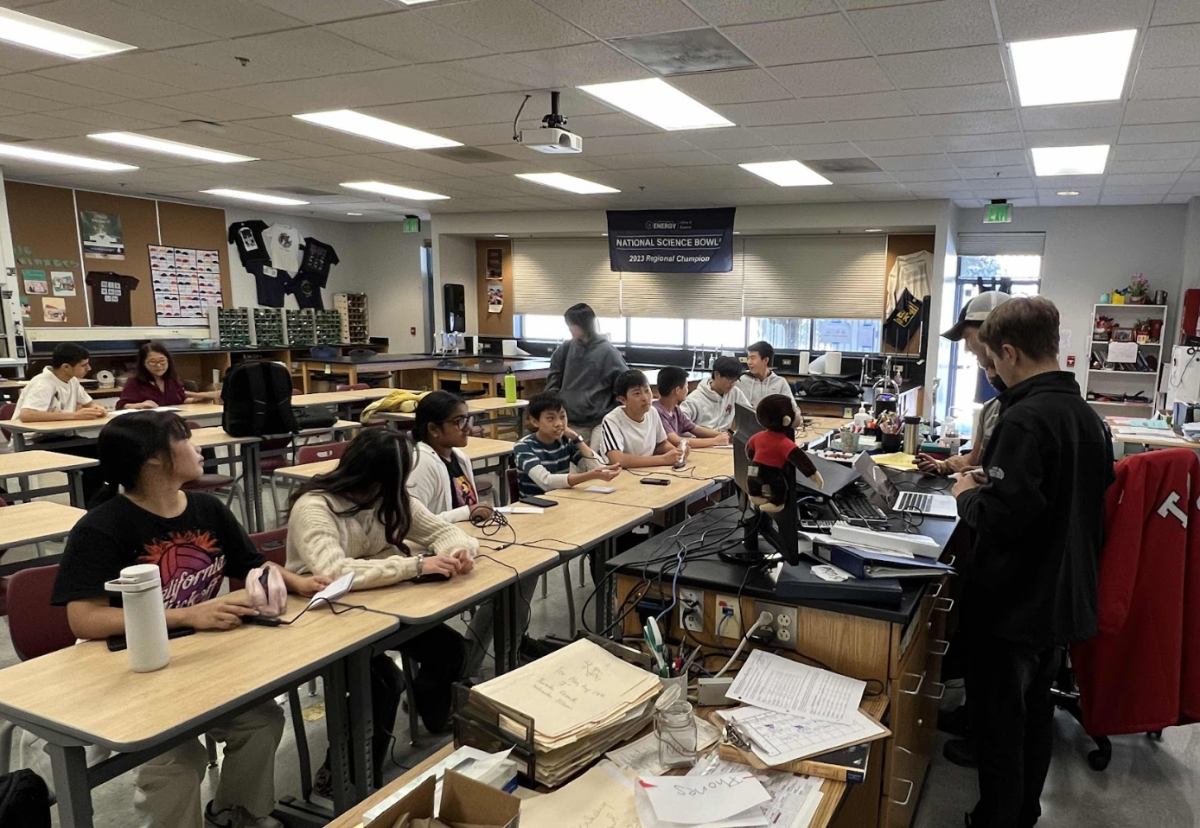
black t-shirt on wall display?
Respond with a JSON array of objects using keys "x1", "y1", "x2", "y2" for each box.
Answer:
[
  {"x1": 85, "y1": 271, "x2": 138, "y2": 326},
  {"x1": 291, "y1": 236, "x2": 339, "y2": 310},
  {"x1": 228, "y1": 220, "x2": 271, "y2": 266}
]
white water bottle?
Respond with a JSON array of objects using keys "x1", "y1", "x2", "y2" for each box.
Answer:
[{"x1": 105, "y1": 564, "x2": 170, "y2": 673}]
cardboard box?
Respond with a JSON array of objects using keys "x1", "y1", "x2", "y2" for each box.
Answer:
[{"x1": 368, "y1": 770, "x2": 521, "y2": 828}]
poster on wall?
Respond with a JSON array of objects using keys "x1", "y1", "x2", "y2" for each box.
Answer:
[
  {"x1": 42, "y1": 297, "x2": 67, "y2": 323},
  {"x1": 606, "y1": 207, "x2": 736, "y2": 273},
  {"x1": 79, "y1": 211, "x2": 125, "y2": 259},
  {"x1": 22, "y1": 269, "x2": 47, "y2": 295},
  {"x1": 20, "y1": 297, "x2": 30, "y2": 320},
  {"x1": 488, "y1": 283, "x2": 504, "y2": 313},
  {"x1": 148, "y1": 244, "x2": 223, "y2": 326},
  {"x1": 486, "y1": 248, "x2": 503, "y2": 280},
  {"x1": 51, "y1": 271, "x2": 76, "y2": 296}
]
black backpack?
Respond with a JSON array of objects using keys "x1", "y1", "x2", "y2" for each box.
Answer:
[
  {"x1": 794, "y1": 377, "x2": 861, "y2": 399},
  {"x1": 0, "y1": 770, "x2": 51, "y2": 828},
  {"x1": 221, "y1": 360, "x2": 299, "y2": 437}
]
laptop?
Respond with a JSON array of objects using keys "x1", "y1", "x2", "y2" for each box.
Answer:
[{"x1": 852, "y1": 452, "x2": 958, "y2": 518}]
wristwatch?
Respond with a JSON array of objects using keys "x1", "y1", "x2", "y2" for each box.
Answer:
[{"x1": 415, "y1": 555, "x2": 424, "y2": 578}]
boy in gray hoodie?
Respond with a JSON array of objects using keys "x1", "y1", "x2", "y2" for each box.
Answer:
[
  {"x1": 545, "y1": 303, "x2": 628, "y2": 445},
  {"x1": 681, "y1": 356, "x2": 750, "y2": 433}
]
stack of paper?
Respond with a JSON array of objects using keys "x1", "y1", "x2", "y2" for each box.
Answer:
[
  {"x1": 720, "y1": 650, "x2": 885, "y2": 767},
  {"x1": 689, "y1": 757, "x2": 825, "y2": 828},
  {"x1": 519, "y1": 761, "x2": 640, "y2": 828},
  {"x1": 635, "y1": 772, "x2": 772, "y2": 828},
  {"x1": 473, "y1": 639, "x2": 661, "y2": 785}
]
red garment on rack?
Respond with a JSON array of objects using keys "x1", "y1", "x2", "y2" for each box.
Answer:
[{"x1": 1072, "y1": 449, "x2": 1199, "y2": 735}]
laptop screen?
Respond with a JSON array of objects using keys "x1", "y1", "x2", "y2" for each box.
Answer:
[{"x1": 853, "y1": 452, "x2": 900, "y2": 501}]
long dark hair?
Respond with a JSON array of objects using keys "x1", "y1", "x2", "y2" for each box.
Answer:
[
  {"x1": 289, "y1": 429, "x2": 414, "y2": 551},
  {"x1": 564, "y1": 303, "x2": 597, "y2": 340},
  {"x1": 135, "y1": 341, "x2": 180, "y2": 386},
  {"x1": 96, "y1": 412, "x2": 192, "y2": 500},
  {"x1": 412, "y1": 390, "x2": 465, "y2": 446}
]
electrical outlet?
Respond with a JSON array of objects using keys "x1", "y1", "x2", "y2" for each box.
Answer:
[
  {"x1": 755, "y1": 601, "x2": 800, "y2": 651},
  {"x1": 679, "y1": 588, "x2": 704, "y2": 633},
  {"x1": 715, "y1": 594, "x2": 742, "y2": 640}
]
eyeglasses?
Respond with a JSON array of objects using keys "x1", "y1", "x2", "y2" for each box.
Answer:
[
  {"x1": 145, "y1": 359, "x2": 169, "y2": 367},
  {"x1": 442, "y1": 415, "x2": 475, "y2": 430}
]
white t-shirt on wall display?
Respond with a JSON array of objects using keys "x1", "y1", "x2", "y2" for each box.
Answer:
[
  {"x1": 593, "y1": 406, "x2": 668, "y2": 462},
  {"x1": 886, "y1": 250, "x2": 933, "y2": 315},
  {"x1": 265, "y1": 224, "x2": 303, "y2": 274}
]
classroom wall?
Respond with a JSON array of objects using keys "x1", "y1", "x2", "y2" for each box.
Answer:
[
  {"x1": 955, "y1": 204, "x2": 1188, "y2": 390},
  {"x1": 433, "y1": 234, "x2": 477, "y2": 339},
  {"x1": 347, "y1": 222, "x2": 429, "y2": 353}
]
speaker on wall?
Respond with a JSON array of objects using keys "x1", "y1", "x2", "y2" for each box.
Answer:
[{"x1": 443, "y1": 283, "x2": 466, "y2": 333}]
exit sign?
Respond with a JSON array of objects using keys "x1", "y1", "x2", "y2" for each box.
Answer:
[
  {"x1": 984, "y1": 203, "x2": 1012, "y2": 223},
  {"x1": 403, "y1": 217, "x2": 421, "y2": 233}
]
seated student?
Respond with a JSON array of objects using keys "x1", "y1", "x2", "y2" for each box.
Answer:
[
  {"x1": 737, "y1": 341, "x2": 796, "y2": 407},
  {"x1": 513, "y1": 393, "x2": 619, "y2": 499},
  {"x1": 407, "y1": 391, "x2": 535, "y2": 678},
  {"x1": 14, "y1": 342, "x2": 109, "y2": 506},
  {"x1": 653, "y1": 367, "x2": 731, "y2": 448},
  {"x1": 593, "y1": 370, "x2": 684, "y2": 469},
  {"x1": 48, "y1": 412, "x2": 329, "y2": 828},
  {"x1": 680, "y1": 356, "x2": 751, "y2": 433},
  {"x1": 287, "y1": 428, "x2": 474, "y2": 781},
  {"x1": 118, "y1": 341, "x2": 220, "y2": 409}
]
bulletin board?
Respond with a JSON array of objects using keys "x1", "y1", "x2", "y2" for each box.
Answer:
[
  {"x1": 5, "y1": 182, "x2": 88, "y2": 328},
  {"x1": 158, "y1": 201, "x2": 234, "y2": 314},
  {"x1": 476, "y1": 238, "x2": 513, "y2": 337},
  {"x1": 74, "y1": 189, "x2": 158, "y2": 327}
]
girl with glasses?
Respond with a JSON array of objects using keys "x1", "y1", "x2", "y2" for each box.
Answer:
[{"x1": 118, "y1": 341, "x2": 220, "y2": 410}]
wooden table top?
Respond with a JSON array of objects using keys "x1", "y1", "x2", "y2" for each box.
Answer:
[
  {"x1": 274, "y1": 438, "x2": 517, "y2": 483},
  {"x1": 0, "y1": 594, "x2": 396, "y2": 752},
  {"x1": 548, "y1": 464, "x2": 720, "y2": 511},
  {"x1": 0, "y1": 501, "x2": 86, "y2": 547},
  {"x1": 188, "y1": 427, "x2": 260, "y2": 448},
  {"x1": 346, "y1": 545, "x2": 559, "y2": 625},
  {"x1": 467, "y1": 500, "x2": 652, "y2": 553},
  {"x1": 0, "y1": 449, "x2": 99, "y2": 476},
  {"x1": 382, "y1": 397, "x2": 529, "y2": 422},
  {"x1": 0, "y1": 402, "x2": 223, "y2": 435},
  {"x1": 291, "y1": 388, "x2": 394, "y2": 407}
]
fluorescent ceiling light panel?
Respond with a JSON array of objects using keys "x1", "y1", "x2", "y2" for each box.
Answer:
[
  {"x1": 738, "y1": 160, "x2": 831, "y2": 187},
  {"x1": 1009, "y1": 29, "x2": 1136, "y2": 107},
  {"x1": 341, "y1": 181, "x2": 450, "y2": 200},
  {"x1": 0, "y1": 8, "x2": 135, "y2": 59},
  {"x1": 1056, "y1": 190, "x2": 1080, "y2": 196},
  {"x1": 515, "y1": 173, "x2": 620, "y2": 194},
  {"x1": 0, "y1": 142, "x2": 137, "y2": 171},
  {"x1": 88, "y1": 132, "x2": 256, "y2": 163},
  {"x1": 201, "y1": 189, "x2": 308, "y2": 206},
  {"x1": 1031, "y1": 145, "x2": 1109, "y2": 176},
  {"x1": 577, "y1": 79, "x2": 733, "y2": 131},
  {"x1": 294, "y1": 110, "x2": 461, "y2": 150}
]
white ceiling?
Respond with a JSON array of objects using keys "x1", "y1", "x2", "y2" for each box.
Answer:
[{"x1": 0, "y1": 0, "x2": 1199, "y2": 220}]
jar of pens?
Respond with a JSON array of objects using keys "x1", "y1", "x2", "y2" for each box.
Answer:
[{"x1": 877, "y1": 411, "x2": 903, "y2": 452}]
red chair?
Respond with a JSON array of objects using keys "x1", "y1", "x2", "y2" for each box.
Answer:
[
  {"x1": 0, "y1": 402, "x2": 15, "y2": 443},
  {"x1": 181, "y1": 421, "x2": 244, "y2": 519},
  {"x1": 259, "y1": 436, "x2": 295, "y2": 525},
  {"x1": 295, "y1": 441, "x2": 348, "y2": 466}
]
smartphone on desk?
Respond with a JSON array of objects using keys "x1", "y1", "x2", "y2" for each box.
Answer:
[
  {"x1": 641, "y1": 478, "x2": 670, "y2": 486},
  {"x1": 107, "y1": 626, "x2": 195, "y2": 652},
  {"x1": 519, "y1": 495, "x2": 557, "y2": 508}
]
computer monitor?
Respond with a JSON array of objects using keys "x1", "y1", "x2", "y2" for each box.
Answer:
[{"x1": 730, "y1": 403, "x2": 802, "y2": 566}]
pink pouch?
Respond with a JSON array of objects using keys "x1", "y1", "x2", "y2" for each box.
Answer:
[{"x1": 246, "y1": 565, "x2": 287, "y2": 617}]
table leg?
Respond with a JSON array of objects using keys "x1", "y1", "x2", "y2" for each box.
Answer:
[
  {"x1": 244, "y1": 441, "x2": 265, "y2": 533},
  {"x1": 47, "y1": 743, "x2": 94, "y2": 828},
  {"x1": 302, "y1": 363, "x2": 313, "y2": 394},
  {"x1": 324, "y1": 663, "x2": 352, "y2": 815},
  {"x1": 13, "y1": 432, "x2": 27, "y2": 452},
  {"x1": 492, "y1": 586, "x2": 509, "y2": 676},
  {"x1": 595, "y1": 538, "x2": 617, "y2": 637},
  {"x1": 496, "y1": 455, "x2": 511, "y2": 506},
  {"x1": 346, "y1": 648, "x2": 374, "y2": 801},
  {"x1": 349, "y1": 365, "x2": 359, "y2": 387},
  {"x1": 507, "y1": 583, "x2": 521, "y2": 673},
  {"x1": 433, "y1": 372, "x2": 443, "y2": 391},
  {"x1": 69, "y1": 469, "x2": 85, "y2": 508}
]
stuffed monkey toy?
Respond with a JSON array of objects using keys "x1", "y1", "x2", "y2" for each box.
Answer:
[{"x1": 745, "y1": 394, "x2": 824, "y2": 513}]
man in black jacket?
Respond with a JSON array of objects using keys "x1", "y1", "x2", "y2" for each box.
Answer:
[{"x1": 952, "y1": 296, "x2": 1114, "y2": 828}]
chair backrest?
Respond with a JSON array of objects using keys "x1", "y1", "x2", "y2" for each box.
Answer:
[
  {"x1": 1, "y1": 402, "x2": 15, "y2": 443},
  {"x1": 336, "y1": 383, "x2": 370, "y2": 392},
  {"x1": 295, "y1": 441, "x2": 348, "y2": 465},
  {"x1": 506, "y1": 467, "x2": 519, "y2": 503},
  {"x1": 7, "y1": 566, "x2": 76, "y2": 662},
  {"x1": 183, "y1": 380, "x2": 199, "y2": 392},
  {"x1": 230, "y1": 528, "x2": 289, "y2": 590},
  {"x1": 310, "y1": 345, "x2": 338, "y2": 360}
]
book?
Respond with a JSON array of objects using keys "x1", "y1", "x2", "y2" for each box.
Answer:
[
  {"x1": 773, "y1": 561, "x2": 903, "y2": 606},
  {"x1": 717, "y1": 733, "x2": 873, "y2": 783},
  {"x1": 812, "y1": 543, "x2": 955, "y2": 580}
]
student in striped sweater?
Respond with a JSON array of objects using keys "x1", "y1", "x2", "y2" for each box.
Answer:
[{"x1": 513, "y1": 394, "x2": 620, "y2": 499}]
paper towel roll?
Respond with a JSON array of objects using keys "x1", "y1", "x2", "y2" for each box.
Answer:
[
  {"x1": 825, "y1": 351, "x2": 843, "y2": 375},
  {"x1": 798, "y1": 351, "x2": 810, "y2": 373}
]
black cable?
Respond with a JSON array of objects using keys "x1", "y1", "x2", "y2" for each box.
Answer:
[
  {"x1": 276, "y1": 598, "x2": 369, "y2": 626},
  {"x1": 511, "y1": 94, "x2": 532, "y2": 141}
]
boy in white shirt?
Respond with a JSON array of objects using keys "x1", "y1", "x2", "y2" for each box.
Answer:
[
  {"x1": 593, "y1": 370, "x2": 684, "y2": 469},
  {"x1": 15, "y1": 343, "x2": 107, "y2": 424}
]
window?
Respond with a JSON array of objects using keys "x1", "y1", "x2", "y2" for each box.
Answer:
[
  {"x1": 629, "y1": 317, "x2": 684, "y2": 346},
  {"x1": 596, "y1": 317, "x2": 626, "y2": 344},
  {"x1": 812, "y1": 319, "x2": 881, "y2": 353},
  {"x1": 518, "y1": 314, "x2": 626, "y2": 343},
  {"x1": 747, "y1": 318, "x2": 812, "y2": 352},
  {"x1": 687, "y1": 319, "x2": 745, "y2": 349}
]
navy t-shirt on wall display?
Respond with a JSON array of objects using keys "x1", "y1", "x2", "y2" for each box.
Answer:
[{"x1": 248, "y1": 262, "x2": 291, "y2": 308}]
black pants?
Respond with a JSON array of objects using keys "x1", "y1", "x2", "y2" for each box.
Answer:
[{"x1": 967, "y1": 633, "x2": 1061, "y2": 828}]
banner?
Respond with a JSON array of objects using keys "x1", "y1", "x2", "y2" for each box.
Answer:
[{"x1": 607, "y1": 207, "x2": 735, "y2": 273}]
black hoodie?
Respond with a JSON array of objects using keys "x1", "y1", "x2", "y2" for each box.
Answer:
[{"x1": 957, "y1": 371, "x2": 1114, "y2": 646}]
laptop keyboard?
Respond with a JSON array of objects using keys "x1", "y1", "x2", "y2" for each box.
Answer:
[
  {"x1": 835, "y1": 490, "x2": 887, "y2": 521},
  {"x1": 896, "y1": 492, "x2": 934, "y2": 513}
]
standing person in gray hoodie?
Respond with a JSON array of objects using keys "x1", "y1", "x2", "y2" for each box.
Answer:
[{"x1": 545, "y1": 303, "x2": 628, "y2": 446}]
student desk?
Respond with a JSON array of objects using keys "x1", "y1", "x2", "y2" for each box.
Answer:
[
  {"x1": 0, "y1": 449, "x2": 99, "y2": 507},
  {"x1": 296, "y1": 354, "x2": 449, "y2": 394},
  {"x1": 1104, "y1": 417, "x2": 1198, "y2": 453},
  {"x1": 0, "y1": 402, "x2": 224, "y2": 451},
  {"x1": 431, "y1": 359, "x2": 551, "y2": 399},
  {"x1": 383, "y1": 397, "x2": 530, "y2": 439},
  {"x1": 547, "y1": 465, "x2": 725, "y2": 523},
  {"x1": 0, "y1": 594, "x2": 398, "y2": 827},
  {"x1": 0, "y1": 501, "x2": 85, "y2": 575},
  {"x1": 188, "y1": 428, "x2": 263, "y2": 531}
]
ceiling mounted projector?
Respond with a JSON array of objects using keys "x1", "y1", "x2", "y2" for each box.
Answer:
[{"x1": 516, "y1": 91, "x2": 583, "y2": 154}]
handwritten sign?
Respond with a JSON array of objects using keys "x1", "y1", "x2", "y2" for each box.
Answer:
[{"x1": 639, "y1": 774, "x2": 769, "y2": 825}]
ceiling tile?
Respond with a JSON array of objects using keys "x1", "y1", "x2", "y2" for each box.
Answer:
[
  {"x1": 958, "y1": 165, "x2": 1031, "y2": 179},
  {"x1": 769, "y1": 58, "x2": 894, "y2": 98},
  {"x1": 1175, "y1": 170, "x2": 1200, "y2": 183},
  {"x1": 1099, "y1": 194, "x2": 1165, "y2": 204},
  {"x1": 777, "y1": 141, "x2": 868, "y2": 160},
  {"x1": 890, "y1": 168, "x2": 965, "y2": 182},
  {"x1": 1120, "y1": 122, "x2": 1200, "y2": 144},
  {"x1": 1151, "y1": 0, "x2": 1200, "y2": 25},
  {"x1": 146, "y1": 92, "x2": 269, "y2": 122},
  {"x1": 1103, "y1": 183, "x2": 1173, "y2": 195},
  {"x1": 715, "y1": 100, "x2": 827, "y2": 127},
  {"x1": 675, "y1": 127, "x2": 772, "y2": 150},
  {"x1": 0, "y1": 87, "x2": 88, "y2": 114},
  {"x1": 874, "y1": 153, "x2": 955, "y2": 170},
  {"x1": 1019, "y1": 102, "x2": 1124, "y2": 130},
  {"x1": 530, "y1": 0, "x2": 704, "y2": 38},
  {"x1": 655, "y1": 151, "x2": 726, "y2": 167},
  {"x1": 1124, "y1": 98, "x2": 1200, "y2": 125},
  {"x1": 1110, "y1": 157, "x2": 1192, "y2": 174},
  {"x1": 1143, "y1": 22, "x2": 1200, "y2": 69},
  {"x1": 0, "y1": 112, "x2": 101, "y2": 139},
  {"x1": 35, "y1": 65, "x2": 187, "y2": 100},
  {"x1": 0, "y1": 74, "x2": 124, "y2": 107},
  {"x1": 1023, "y1": 126, "x2": 1120, "y2": 146},
  {"x1": 994, "y1": 0, "x2": 1152, "y2": 40},
  {"x1": 853, "y1": 136, "x2": 943, "y2": 155},
  {"x1": 1105, "y1": 172, "x2": 1181, "y2": 187},
  {"x1": 165, "y1": 29, "x2": 399, "y2": 85},
  {"x1": 903, "y1": 83, "x2": 1012, "y2": 114},
  {"x1": 934, "y1": 131, "x2": 1025, "y2": 151},
  {"x1": 508, "y1": 43, "x2": 650, "y2": 87},
  {"x1": 688, "y1": 0, "x2": 837, "y2": 25},
  {"x1": 589, "y1": 153, "x2": 671, "y2": 169},
  {"x1": 97, "y1": 52, "x2": 250, "y2": 92},
  {"x1": 969, "y1": 186, "x2": 1034, "y2": 199},
  {"x1": 920, "y1": 110, "x2": 1019, "y2": 136},
  {"x1": 803, "y1": 92, "x2": 915, "y2": 121},
  {"x1": 707, "y1": 146, "x2": 790, "y2": 163},
  {"x1": 416, "y1": 0, "x2": 591, "y2": 52},
  {"x1": 324, "y1": 10, "x2": 497, "y2": 63},
  {"x1": 1133, "y1": 66, "x2": 1200, "y2": 100},
  {"x1": 565, "y1": 132, "x2": 695, "y2": 156},
  {"x1": 879, "y1": 45, "x2": 1005, "y2": 89},
  {"x1": 848, "y1": 0, "x2": 997, "y2": 55},
  {"x1": 114, "y1": 0, "x2": 302, "y2": 37},
  {"x1": 836, "y1": 116, "x2": 929, "y2": 140},
  {"x1": 0, "y1": 42, "x2": 76, "y2": 74},
  {"x1": 746, "y1": 122, "x2": 849, "y2": 145},
  {"x1": 27, "y1": 0, "x2": 215, "y2": 49},
  {"x1": 671, "y1": 69, "x2": 792, "y2": 105},
  {"x1": 55, "y1": 106, "x2": 165, "y2": 131},
  {"x1": 1113, "y1": 141, "x2": 1200, "y2": 160},
  {"x1": 1037, "y1": 187, "x2": 1101, "y2": 205},
  {"x1": 250, "y1": 0, "x2": 395, "y2": 24},
  {"x1": 550, "y1": 112, "x2": 656, "y2": 137},
  {"x1": 722, "y1": 14, "x2": 869, "y2": 66}
]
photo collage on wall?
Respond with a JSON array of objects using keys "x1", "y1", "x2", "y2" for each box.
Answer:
[{"x1": 148, "y1": 245, "x2": 223, "y2": 326}]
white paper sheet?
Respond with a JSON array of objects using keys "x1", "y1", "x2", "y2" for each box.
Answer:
[
  {"x1": 606, "y1": 720, "x2": 720, "y2": 775},
  {"x1": 689, "y1": 757, "x2": 825, "y2": 828},
  {"x1": 727, "y1": 707, "x2": 886, "y2": 765},
  {"x1": 497, "y1": 505, "x2": 544, "y2": 514},
  {"x1": 1108, "y1": 342, "x2": 1138, "y2": 363},
  {"x1": 108, "y1": 406, "x2": 181, "y2": 416},
  {"x1": 307, "y1": 572, "x2": 354, "y2": 609},
  {"x1": 725, "y1": 650, "x2": 865, "y2": 724},
  {"x1": 639, "y1": 773, "x2": 770, "y2": 826}
]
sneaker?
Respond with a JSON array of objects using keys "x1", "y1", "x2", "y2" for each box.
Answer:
[
  {"x1": 311, "y1": 763, "x2": 333, "y2": 799},
  {"x1": 943, "y1": 738, "x2": 977, "y2": 768},
  {"x1": 205, "y1": 802, "x2": 283, "y2": 828}
]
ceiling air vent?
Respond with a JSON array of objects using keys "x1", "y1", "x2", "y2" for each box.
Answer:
[{"x1": 804, "y1": 158, "x2": 883, "y2": 174}]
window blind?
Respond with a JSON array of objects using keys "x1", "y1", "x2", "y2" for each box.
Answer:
[
  {"x1": 617, "y1": 239, "x2": 744, "y2": 319},
  {"x1": 742, "y1": 236, "x2": 887, "y2": 319},
  {"x1": 511, "y1": 238, "x2": 621, "y2": 317},
  {"x1": 957, "y1": 232, "x2": 1046, "y2": 257}
]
